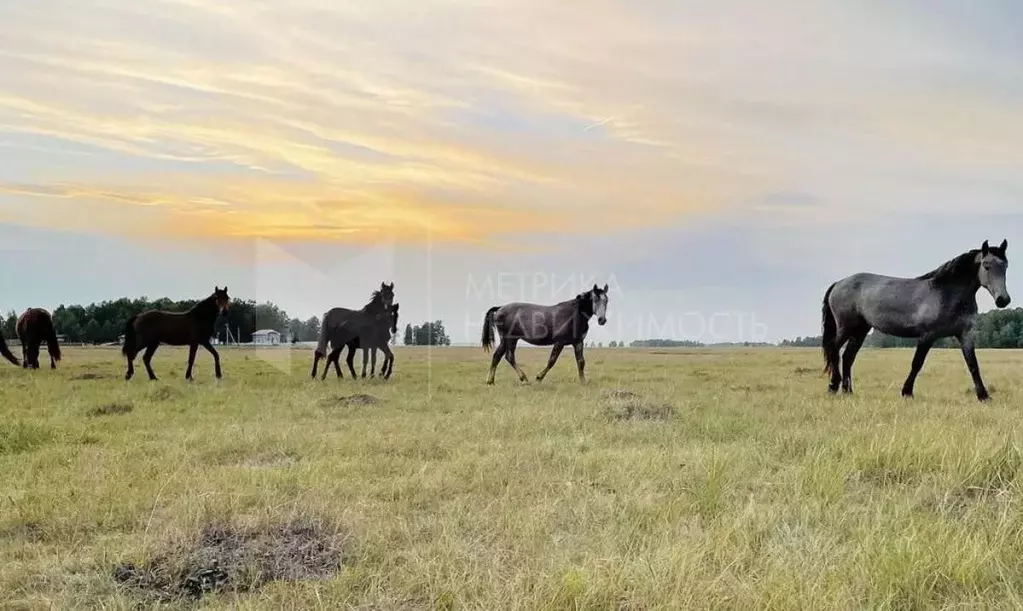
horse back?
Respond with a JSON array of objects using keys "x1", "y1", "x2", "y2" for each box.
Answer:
[
  {"x1": 495, "y1": 301, "x2": 581, "y2": 345},
  {"x1": 133, "y1": 309, "x2": 211, "y2": 344}
]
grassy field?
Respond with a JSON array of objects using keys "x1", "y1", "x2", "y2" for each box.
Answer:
[{"x1": 3, "y1": 344, "x2": 1023, "y2": 609}]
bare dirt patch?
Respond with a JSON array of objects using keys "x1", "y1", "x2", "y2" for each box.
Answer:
[
  {"x1": 88, "y1": 402, "x2": 133, "y2": 417},
  {"x1": 239, "y1": 450, "x2": 300, "y2": 469},
  {"x1": 71, "y1": 371, "x2": 110, "y2": 381},
  {"x1": 113, "y1": 518, "x2": 353, "y2": 602},
  {"x1": 601, "y1": 390, "x2": 675, "y2": 422},
  {"x1": 320, "y1": 393, "x2": 380, "y2": 408}
]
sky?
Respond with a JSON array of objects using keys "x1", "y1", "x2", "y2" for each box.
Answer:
[{"x1": 1, "y1": 0, "x2": 1022, "y2": 344}]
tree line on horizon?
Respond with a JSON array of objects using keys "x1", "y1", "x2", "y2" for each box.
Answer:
[
  {"x1": 780, "y1": 307, "x2": 1023, "y2": 349},
  {"x1": 0, "y1": 297, "x2": 449, "y2": 346},
  {"x1": 7, "y1": 297, "x2": 1021, "y2": 350}
]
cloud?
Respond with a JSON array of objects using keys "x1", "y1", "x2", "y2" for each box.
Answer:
[{"x1": 1, "y1": 0, "x2": 1022, "y2": 246}]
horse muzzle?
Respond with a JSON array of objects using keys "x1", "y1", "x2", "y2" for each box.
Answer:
[
  {"x1": 996, "y1": 295, "x2": 1011, "y2": 308},
  {"x1": 597, "y1": 316, "x2": 607, "y2": 326}
]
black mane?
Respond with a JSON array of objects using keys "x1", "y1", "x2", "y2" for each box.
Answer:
[
  {"x1": 187, "y1": 293, "x2": 220, "y2": 319},
  {"x1": 575, "y1": 287, "x2": 603, "y2": 318},
  {"x1": 917, "y1": 246, "x2": 1006, "y2": 284}
]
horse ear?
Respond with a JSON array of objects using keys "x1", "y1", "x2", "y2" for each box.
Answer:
[
  {"x1": 388, "y1": 282, "x2": 394, "y2": 289},
  {"x1": 1000, "y1": 239, "x2": 1008, "y2": 252},
  {"x1": 982, "y1": 240, "x2": 990, "y2": 255},
  {"x1": 603, "y1": 283, "x2": 609, "y2": 293},
  {"x1": 592, "y1": 283, "x2": 598, "y2": 292}
]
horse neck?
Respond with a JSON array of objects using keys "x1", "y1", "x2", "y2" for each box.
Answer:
[
  {"x1": 926, "y1": 266, "x2": 981, "y2": 306},
  {"x1": 575, "y1": 295, "x2": 595, "y2": 319},
  {"x1": 361, "y1": 295, "x2": 386, "y2": 314},
  {"x1": 188, "y1": 296, "x2": 220, "y2": 322}
]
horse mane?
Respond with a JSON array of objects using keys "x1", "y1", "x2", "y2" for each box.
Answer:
[
  {"x1": 574, "y1": 289, "x2": 595, "y2": 317},
  {"x1": 916, "y1": 246, "x2": 1005, "y2": 284},
  {"x1": 362, "y1": 289, "x2": 384, "y2": 311},
  {"x1": 187, "y1": 292, "x2": 220, "y2": 316}
]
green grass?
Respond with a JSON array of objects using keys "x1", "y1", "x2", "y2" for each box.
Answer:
[{"x1": 3, "y1": 345, "x2": 1023, "y2": 609}]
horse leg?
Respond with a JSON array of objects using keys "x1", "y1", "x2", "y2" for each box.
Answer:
[
  {"x1": 572, "y1": 341, "x2": 586, "y2": 383},
  {"x1": 124, "y1": 345, "x2": 138, "y2": 380},
  {"x1": 379, "y1": 344, "x2": 394, "y2": 380},
  {"x1": 345, "y1": 344, "x2": 358, "y2": 378},
  {"x1": 957, "y1": 332, "x2": 990, "y2": 402},
  {"x1": 27, "y1": 340, "x2": 38, "y2": 369},
  {"x1": 485, "y1": 340, "x2": 508, "y2": 385},
  {"x1": 369, "y1": 347, "x2": 378, "y2": 378},
  {"x1": 331, "y1": 349, "x2": 344, "y2": 379},
  {"x1": 322, "y1": 348, "x2": 340, "y2": 380},
  {"x1": 201, "y1": 341, "x2": 222, "y2": 379},
  {"x1": 503, "y1": 338, "x2": 529, "y2": 383},
  {"x1": 142, "y1": 344, "x2": 159, "y2": 380},
  {"x1": 310, "y1": 352, "x2": 321, "y2": 379},
  {"x1": 185, "y1": 343, "x2": 198, "y2": 381},
  {"x1": 361, "y1": 347, "x2": 369, "y2": 378},
  {"x1": 901, "y1": 340, "x2": 934, "y2": 398},
  {"x1": 840, "y1": 325, "x2": 870, "y2": 393},
  {"x1": 827, "y1": 329, "x2": 849, "y2": 393},
  {"x1": 535, "y1": 343, "x2": 565, "y2": 382}
]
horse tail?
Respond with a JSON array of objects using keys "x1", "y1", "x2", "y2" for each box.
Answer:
[
  {"x1": 481, "y1": 306, "x2": 500, "y2": 352},
  {"x1": 42, "y1": 314, "x2": 61, "y2": 362},
  {"x1": 314, "y1": 314, "x2": 330, "y2": 357},
  {"x1": 0, "y1": 334, "x2": 18, "y2": 366},
  {"x1": 821, "y1": 282, "x2": 838, "y2": 375},
  {"x1": 121, "y1": 315, "x2": 138, "y2": 356}
]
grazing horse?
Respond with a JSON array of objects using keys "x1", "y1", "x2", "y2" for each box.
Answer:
[
  {"x1": 822, "y1": 240, "x2": 1011, "y2": 401},
  {"x1": 0, "y1": 334, "x2": 18, "y2": 367},
  {"x1": 123, "y1": 286, "x2": 231, "y2": 381},
  {"x1": 310, "y1": 282, "x2": 395, "y2": 379},
  {"x1": 16, "y1": 308, "x2": 61, "y2": 369},
  {"x1": 481, "y1": 283, "x2": 609, "y2": 385},
  {"x1": 322, "y1": 303, "x2": 398, "y2": 380}
]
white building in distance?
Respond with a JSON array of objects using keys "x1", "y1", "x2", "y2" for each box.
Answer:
[{"x1": 251, "y1": 329, "x2": 281, "y2": 345}]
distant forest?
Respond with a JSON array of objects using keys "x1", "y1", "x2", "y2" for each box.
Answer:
[
  {"x1": 780, "y1": 307, "x2": 1023, "y2": 349},
  {"x1": 6, "y1": 299, "x2": 1022, "y2": 349},
  {"x1": 0, "y1": 297, "x2": 446, "y2": 346}
]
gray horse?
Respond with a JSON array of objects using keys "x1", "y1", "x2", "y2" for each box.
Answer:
[
  {"x1": 822, "y1": 239, "x2": 1010, "y2": 401},
  {"x1": 481, "y1": 283, "x2": 608, "y2": 385},
  {"x1": 310, "y1": 282, "x2": 394, "y2": 379}
]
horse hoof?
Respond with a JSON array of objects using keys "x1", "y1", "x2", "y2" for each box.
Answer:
[{"x1": 978, "y1": 391, "x2": 991, "y2": 402}]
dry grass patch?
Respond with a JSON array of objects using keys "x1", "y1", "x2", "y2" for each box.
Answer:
[
  {"x1": 113, "y1": 518, "x2": 354, "y2": 602},
  {"x1": 87, "y1": 402, "x2": 134, "y2": 417}
]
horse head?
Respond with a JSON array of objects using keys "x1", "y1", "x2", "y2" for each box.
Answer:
[
  {"x1": 577, "y1": 283, "x2": 609, "y2": 325},
  {"x1": 979, "y1": 240, "x2": 1011, "y2": 308},
  {"x1": 214, "y1": 286, "x2": 231, "y2": 314},
  {"x1": 377, "y1": 281, "x2": 395, "y2": 309},
  {"x1": 390, "y1": 303, "x2": 400, "y2": 335}
]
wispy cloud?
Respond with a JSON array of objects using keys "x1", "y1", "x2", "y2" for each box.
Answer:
[{"x1": 1, "y1": 0, "x2": 1021, "y2": 245}]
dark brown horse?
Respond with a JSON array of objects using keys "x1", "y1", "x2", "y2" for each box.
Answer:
[
  {"x1": 482, "y1": 283, "x2": 609, "y2": 384},
  {"x1": 0, "y1": 334, "x2": 18, "y2": 367},
  {"x1": 123, "y1": 286, "x2": 231, "y2": 381},
  {"x1": 16, "y1": 308, "x2": 61, "y2": 369},
  {"x1": 310, "y1": 282, "x2": 394, "y2": 379},
  {"x1": 322, "y1": 303, "x2": 398, "y2": 380}
]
